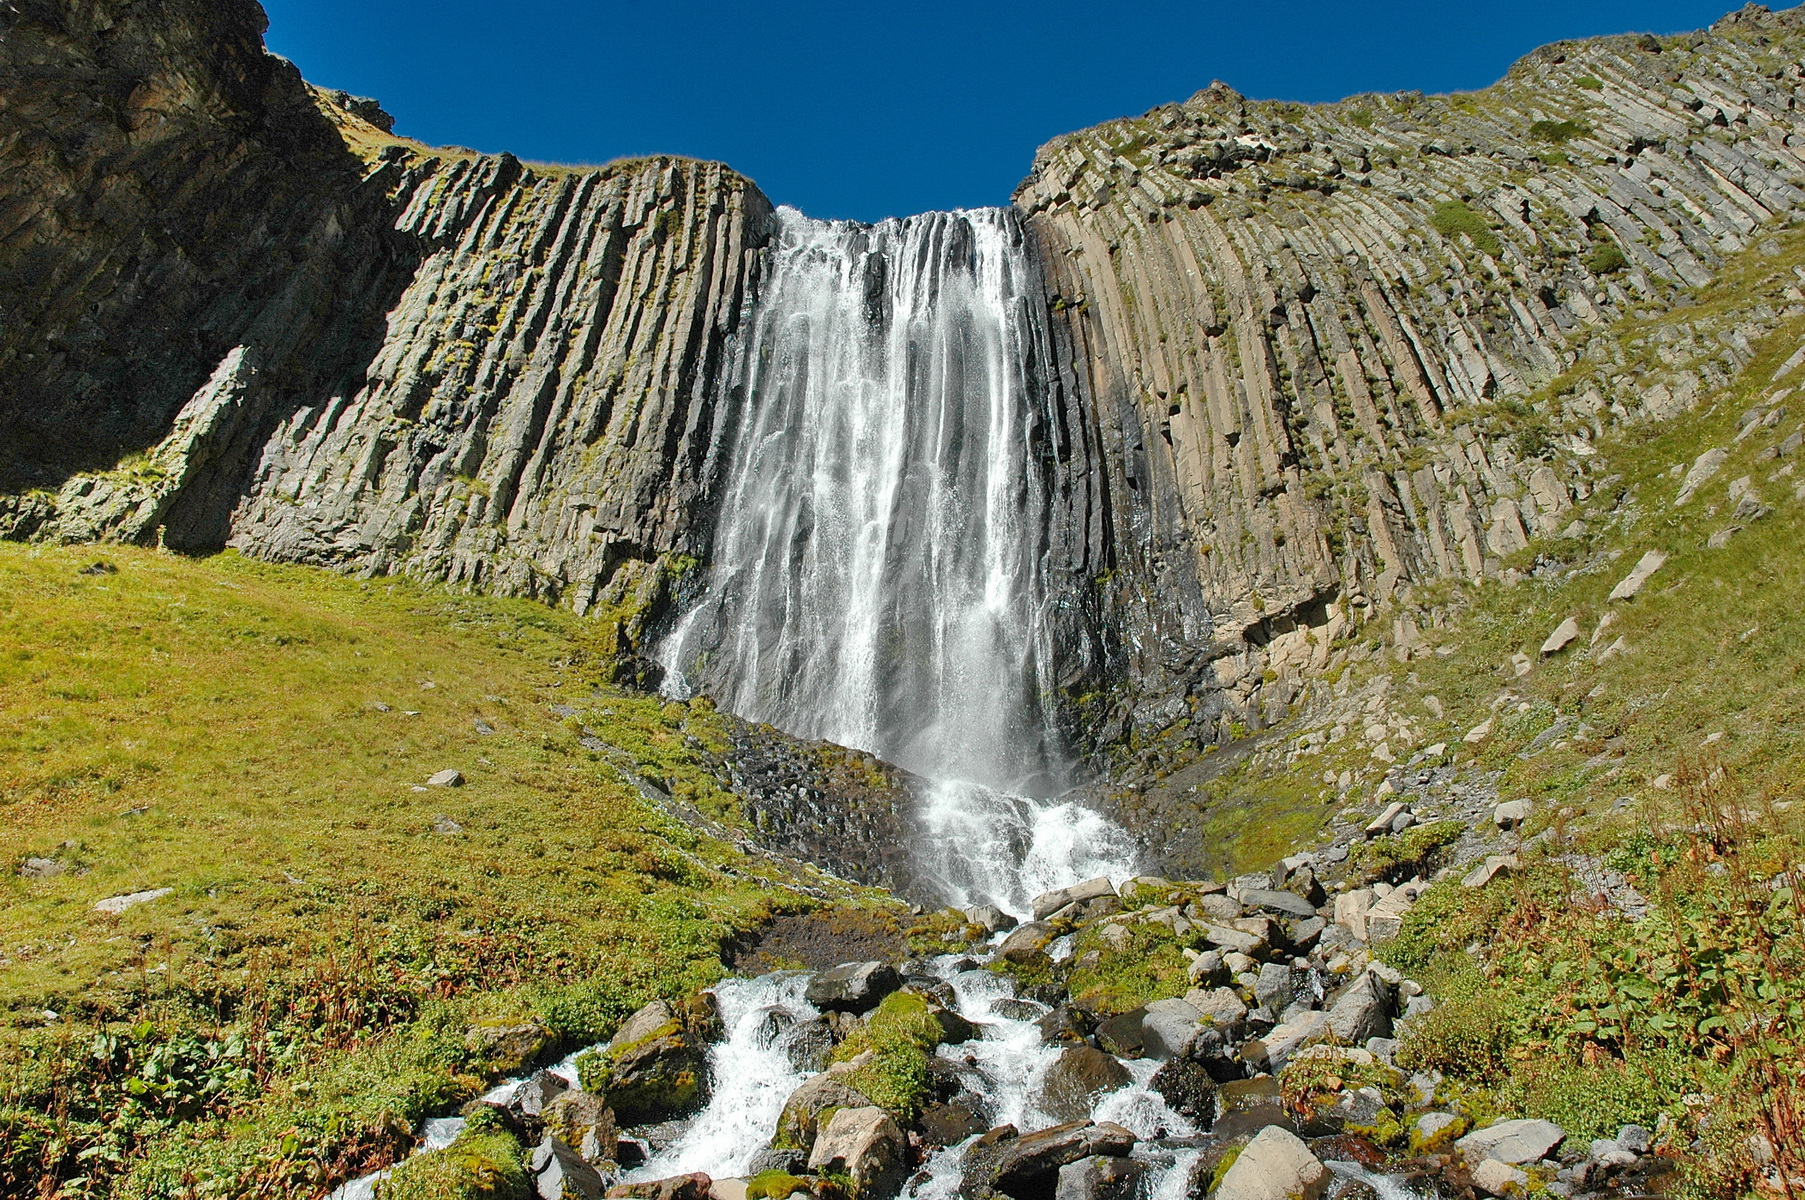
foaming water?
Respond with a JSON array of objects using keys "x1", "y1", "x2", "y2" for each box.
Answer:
[
  {"x1": 660, "y1": 206, "x2": 1137, "y2": 908},
  {"x1": 630, "y1": 974, "x2": 819, "y2": 1180}
]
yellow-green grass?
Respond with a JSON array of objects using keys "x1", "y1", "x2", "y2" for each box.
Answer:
[{"x1": 0, "y1": 542, "x2": 866, "y2": 1196}]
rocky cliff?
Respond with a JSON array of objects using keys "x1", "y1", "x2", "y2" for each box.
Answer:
[
  {"x1": 8, "y1": 0, "x2": 1805, "y2": 768},
  {"x1": 1022, "y1": 4, "x2": 1805, "y2": 759},
  {"x1": 1, "y1": 0, "x2": 770, "y2": 659}
]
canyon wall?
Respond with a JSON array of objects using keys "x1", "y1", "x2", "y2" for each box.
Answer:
[
  {"x1": 1022, "y1": 4, "x2": 1805, "y2": 758},
  {"x1": 9, "y1": 0, "x2": 1805, "y2": 769}
]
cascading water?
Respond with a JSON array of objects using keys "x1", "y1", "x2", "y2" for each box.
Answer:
[{"x1": 659, "y1": 205, "x2": 1138, "y2": 914}]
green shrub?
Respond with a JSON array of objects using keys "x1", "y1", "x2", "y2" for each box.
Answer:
[
  {"x1": 1528, "y1": 118, "x2": 1591, "y2": 144},
  {"x1": 1348, "y1": 820, "x2": 1464, "y2": 885},
  {"x1": 1494, "y1": 1053, "x2": 1684, "y2": 1142},
  {"x1": 1586, "y1": 242, "x2": 1629, "y2": 274},
  {"x1": 1431, "y1": 200, "x2": 1504, "y2": 257}
]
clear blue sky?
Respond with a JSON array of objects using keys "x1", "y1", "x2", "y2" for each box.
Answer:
[{"x1": 262, "y1": 0, "x2": 1746, "y2": 223}]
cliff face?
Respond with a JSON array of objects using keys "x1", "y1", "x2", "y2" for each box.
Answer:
[
  {"x1": 1, "y1": 0, "x2": 772, "y2": 655},
  {"x1": 1019, "y1": 4, "x2": 1805, "y2": 755},
  {"x1": 9, "y1": 0, "x2": 1805, "y2": 773}
]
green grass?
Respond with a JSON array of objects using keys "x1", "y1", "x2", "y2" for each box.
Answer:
[
  {"x1": 0, "y1": 543, "x2": 865, "y2": 1197},
  {"x1": 1431, "y1": 199, "x2": 1504, "y2": 258}
]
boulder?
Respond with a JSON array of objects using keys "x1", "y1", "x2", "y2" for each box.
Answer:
[
  {"x1": 1237, "y1": 889, "x2": 1318, "y2": 918},
  {"x1": 604, "y1": 1002, "x2": 706, "y2": 1123},
  {"x1": 1254, "y1": 963, "x2": 1300, "y2": 1012},
  {"x1": 1138, "y1": 997, "x2": 1204, "y2": 1060},
  {"x1": 1493, "y1": 800, "x2": 1531, "y2": 831},
  {"x1": 962, "y1": 1121, "x2": 1136, "y2": 1199},
  {"x1": 1093, "y1": 1009, "x2": 1149, "y2": 1059},
  {"x1": 1325, "y1": 971, "x2": 1394, "y2": 1044},
  {"x1": 1244, "y1": 1012, "x2": 1329, "y2": 1074},
  {"x1": 1148, "y1": 1057, "x2": 1217, "y2": 1125},
  {"x1": 1032, "y1": 877, "x2": 1117, "y2": 922},
  {"x1": 775, "y1": 1060, "x2": 875, "y2": 1152},
  {"x1": 1540, "y1": 617, "x2": 1580, "y2": 657},
  {"x1": 427, "y1": 768, "x2": 464, "y2": 787},
  {"x1": 808, "y1": 1106, "x2": 907, "y2": 1199},
  {"x1": 1608, "y1": 550, "x2": 1667, "y2": 601},
  {"x1": 533, "y1": 1134, "x2": 605, "y2": 1199},
  {"x1": 805, "y1": 962, "x2": 902, "y2": 1014},
  {"x1": 513, "y1": 1069, "x2": 570, "y2": 1120},
  {"x1": 999, "y1": 922, "x2": 1055, "y2": 963},
  {"x1": 1471, "y1": 1158, "x2": 1531, "y2": 1196},
  {"x1": 1457, "y1": 1118, "x2": 1566, "y2": 1165},
  {"x1": 920, "y1": 1101, "x2": 987, "y2": 1146},
  {"x1": 467, "y1": 1021, "x2": 550, "y2": 1074},
  {"x1": 1213, "y1": 1126, "x2": 1328, "y2": 1200},
  {"x1": 607, "y1": 1174, "x2": 713, "y2": 1200},
  {"x1": 541, "y1": 1090, "x2": 617, "y2": 1166},
  {"x1": 965, "y1": 905, "x2": 1018, "y2": 934},
  {"x1": 1035, "y1": 1005, "x2": 1091, "y2": 1046},
  {"x1": 1362, "y1": 889, "x2": 1416, "y2": 942},
  {"x1": 1054, "y1": 1155, "x2": 1146, "y2": 1200},
  {"x1": 94, "y1": 887, "x2": 173, "y2": 915},
  {"x1": 1462, "y1": 855, "x2": 1518, "y2": 889},
  {"x1": 1364, "y1": 802, "x2": 1407, "y2": 838},
  {"x1": 1038, "y1": 1046, "x2": 1131, "y2": 1122},
  {"x1": 1333, "y1": 890, "x2": 1373, "y2": 941},
  {"x1": 1186, "y1": 987, "x2": 1248, "y2": 1036},
  {"x1": 1200, "y1": 923, "x2": 1265, "y2": 956}
]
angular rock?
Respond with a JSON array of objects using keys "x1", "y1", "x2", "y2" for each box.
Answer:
[
  {"x1": 805, "y1": 962, "x2": 902, "y2": 1014},
  {"x1": 604, "y1": 1002, "x2": 706, "y2": 1123},
  {"x1": 542, "y1": 1090, "x2": 617, "y2": 1166},
  {"x1": 534, "y1": 1134, "x2": 606, "y2": 1200},
  {"x1": 427, "y1": 769, "x2": 464, "y2": 787},
  {"x1": 1333, "y1": 890, "x2": 1374, "y2": 941},
  {"x1": 94, "y1": 887, "x2": 173, "y2": 915},
  {"x1": 1139, "y1": 997, "x2": 1205, "y2": 1060},
  {"x1": 1608, "y1": 550, "x2": 1667, "y2": 601},
  {"x1": 1213, "y1": 1126, "x2": 1328, "y2": 1200},
  {"x1": 1038, "y1": 1046, "x2": 1132, "y2": 1122},
  {"x1": 607, "y1": 1174, "x2": 713, "y2": 1200},
  {"x1": 999, "y1": 922, "x2": 1055, "y2": 963},
  {"x1": 514, "y1": 1069, "x2": 570, "y2": 1120},
  {"x1": 1032, "y1": 877, "x2": 1117, "y2": 922},
  {"x1": 965, "y1": 905, "x2": 1018, "y2": 934},
  {"x1": 1462, "y1": 855, "x2": 1518, "y2": 889},
  {"x1": 1054, "y1": 1155, "x2": 1146, "y2": 1200},
  {"x1": 1471, "y1": 1158, "x2": 1531, "y2": 1196},
  {"x1": 1325, "y1": 971, "x2": 1395, "y2": 1045},
  {"x1": 775, "y1": 1061, "x2": 875, "y2": 1152},
  {"x1": 1457, "y1": 1118, "x2": 1567, "y2": 1165},
  {"x1": 1363, "y1": 889, "x2": 1416, "y2": 942},
  {"x1": 1148, "y1": 1057, "x2": 1217, "y2": 1125},
  {"x1": 1540, "y1": 618, "x2": 1580, "y2": 657},
  {"x1": 1200, "y1": 923, "x2": 1265, "y2": 956},
  {"x1": 962, "y1": 1121, "x2": 1136, "y2": 1199},
  {"x1": 1493, "y1": 799, "x2": 1532, "y2": 831},
  {"x1": 808, "y1": 1106, "x2": 906, "y2": 1199},
  {"x1": 1237, "y1": 889, "x2": 1318, "y2": 918}
]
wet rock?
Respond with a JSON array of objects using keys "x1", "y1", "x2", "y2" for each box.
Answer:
[
  {"x1": 513, "y1": 1070, "x2": 570, "y2": 1121},
  {"x1": 1038, "y1": 1046, "x2": 1132, "y2": 1122},
  {"x1": 775, "y1": 1059, "x2": 876, "y2": 1152},
  {"x1": 783, "y1": 1016, "x2": 837, "y2": 1074},
  {"x1": 1035, "y1": 1005, "x2": 1092, "y2": 1046},
  {"x1": 603, "y1": 1002, "x2": 707, "y2": 1124},
  {"x1": 1457, "y1": 1118, "x2": 1565, "y2": 1165},
  {"x1": 1213, "y1": 1126, "x2": 1328, "y2": 1200},
  {"x1": 808, "y1": 1106, "x2": 906, "y2": 1199},
  {"x1": 1148, "y1": 1057, "x2": 1216, "y2": 1125},
  {"x1": 805, "y1": 962, "x2": 902, "y2": 1014},
  {"x1": 1093, "y1": 1009, "x2": 1149, "y2": 1058},
  {"x1": 993, "y1": 998, "x2": 1050, "y2": 1022},
  {"x1": 999, "y1": 922, "x2": 1056, "y2": 963},
  {"x1": 607, "y1": 1173, "x2": 713, "y2": 1200},
  {"x1": 533, "y1": 1134, "x2": 606, "y2": 1200},
  {"x1": 1054, "y1": 1155, "x2": 1146, "y2": 1200},
  {"x1": 920, "y1": 1101, "x2": 987, "y2": 1146},
  {"x1": 961, "y1": 1121, "x2": 1137, "y2": 1200}
]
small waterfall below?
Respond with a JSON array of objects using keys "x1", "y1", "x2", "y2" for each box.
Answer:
[{"x1": 660, "y1": 205, "x2": 1137, "y2": 912}]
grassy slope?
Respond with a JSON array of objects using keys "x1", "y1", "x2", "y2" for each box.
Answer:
[
  {"x1": 1201, "y1": 223, "x2": 1805, "y2": 1193},
  {"x1": 0, "y1": 543, "x2": 866, "y2": 1197}
]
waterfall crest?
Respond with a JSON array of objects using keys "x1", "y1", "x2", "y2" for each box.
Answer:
[{"x1": 661, "y1": 205, "x2": 1135, "y2": 911}]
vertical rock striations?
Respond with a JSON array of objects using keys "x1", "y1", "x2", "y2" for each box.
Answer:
[{"x1": 1017, "y1": 6, "x2": 1805, "y2": 752}]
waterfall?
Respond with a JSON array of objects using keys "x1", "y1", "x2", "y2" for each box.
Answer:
[{"x1": 661, "y1": 206, "x2": 1136, "y2": 912}]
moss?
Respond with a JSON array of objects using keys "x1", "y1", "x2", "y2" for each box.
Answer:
[
  {"x1": 1347, "y1": 820, "x2": 1464, "y2": 885},
  {"x1": 829, "y1": 990, "x2": 944, "y2": 1122},
  {"x1": 1431, "y1": 200, "x2": 1504, "y2": 258},
  {"x1": 1208, "y1": 1144, "x2": 1244, "y2": 1192},
  {"x1": 747, "y1": 1170, "x2": 810, "y2": 1199},
  {"x1": 1065, "y1": 922, "x2": 1192, "y2": 1015},
  {"x1": 1409, "y1": 1112, "x2": 1469, "y2": 1154},
  {"x1": 1347, "y1": 1106, "x2": 1407, "y2": 1148},
  {"x1": 377, "y1": 1128, "x2": 529, "y2": 1200}
]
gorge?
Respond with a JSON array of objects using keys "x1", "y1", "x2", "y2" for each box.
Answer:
[{"x1": 6, "y1": 1, "x2": 1805, "y2": 1197}]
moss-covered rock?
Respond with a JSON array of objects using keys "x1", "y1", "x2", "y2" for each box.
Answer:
[{"x1": 377, "y1": 1128, "x2": 529, "y2": 1200}]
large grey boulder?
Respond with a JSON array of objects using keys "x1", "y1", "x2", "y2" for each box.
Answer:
[
  {"x1": 602, "y1": 1001, "x2": 706, "y2": 1123},
  {"x1": 1138, "y1": 997, "x2": 1205, "y2": 1060},
  {"x1": 1032, "y1": 877, "x2": 1117, "y2": 921},
  {"x1": 964, "y1": 904, "x2": 1018, "y2": 934},
  {"x1": 1212, "y1": 1126, "x2": 1328, "y2": 1200},
  {"x1": 1324, "y1": 970, "x2": 1395, "y2": 1045},
  {"x1": 532, "y1": 1134, "x2": 605, "y2": 1200},
  {"x1": 808, "y1": 1106, "x2": 907, "y2": 1199},
  {"x1": 1457, "y1": 1118, "x2": 1566, "y2": 1165},
  {"x1": 999, "y1": 922, "x2": 1056, "y2": 963},
  {"x1": 1038, "y1": 1046, "x2": 1132, "y2": 1122},
  {"x1": 805, "y1": 962, "x2": 901, "y2": 1013},
  {"x1": 1237, "y1": 889, "x2": 1318, "y2": 918},
  {"x1": 541, "y1": 1089, "x2": 617, "y2": 1165}
]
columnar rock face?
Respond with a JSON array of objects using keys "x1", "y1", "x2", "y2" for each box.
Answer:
[
  {"x1": 2, "y1": 0, "x2": 773, "y2": 653},
  {"x1": 1018, "y1": 5, "x2": 1805, "y2": 748},
  {"x1": 10, "y1": 0, "x2": 1805, "y2": 771}
]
